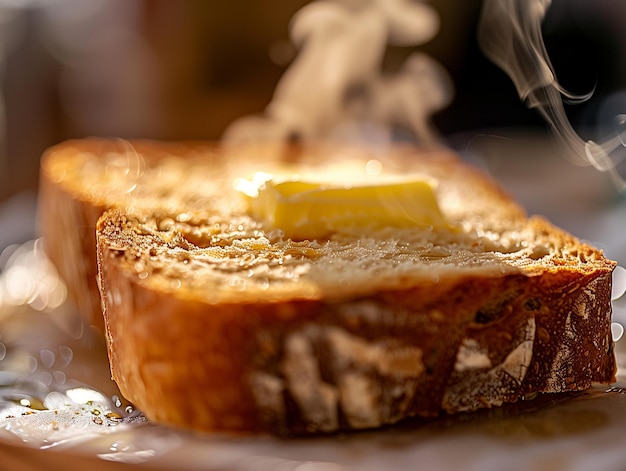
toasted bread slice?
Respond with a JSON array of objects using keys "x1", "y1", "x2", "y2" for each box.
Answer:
[
  {"x1": 60, "y1": 138, "x2": 615, "y2": 435},
  {"x1": 39, "y1": 138, "x2": 525, "y2": 328}
]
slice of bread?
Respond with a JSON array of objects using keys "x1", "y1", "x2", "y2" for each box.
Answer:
[
  {"x1": 40, "y1": 138, "x2": 616, "y2": 435},
  {"x1": 38, "y1": 138, "x2": 525, "y2": 329}
]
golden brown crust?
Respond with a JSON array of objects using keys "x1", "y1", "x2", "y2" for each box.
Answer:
[{"x1": 39, "y1": 162, "x2": 106, "y2": 324}]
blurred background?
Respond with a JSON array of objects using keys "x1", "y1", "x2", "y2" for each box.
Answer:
[{"x1": 0, "y1": 0, "x2": 624, "y2": 257}]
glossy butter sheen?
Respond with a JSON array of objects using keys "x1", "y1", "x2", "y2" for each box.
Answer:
[{"x1": 240, "y1": 174, "x2": 447, "y2": 239}]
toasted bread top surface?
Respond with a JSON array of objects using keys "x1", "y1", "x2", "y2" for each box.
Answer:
[
  {"x1": 54, "y1": 138, "x2": 610, "y2": 304},
  {"x1": 43, "y1": 138, "x2": 525, "y2": 229}
]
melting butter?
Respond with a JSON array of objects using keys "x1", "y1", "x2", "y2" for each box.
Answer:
[{"x1": 235, "y1": 172, "x2": 448, "y2": 240}]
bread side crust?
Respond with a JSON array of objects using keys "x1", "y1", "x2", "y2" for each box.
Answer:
[
  {"x1": 39, "y1": 139, "x2": 213, "y2": 329},
  {"x1": 39, "y1": 157, "x2": 106, "y2": 324}
]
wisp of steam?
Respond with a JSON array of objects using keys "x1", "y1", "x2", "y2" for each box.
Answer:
[
  {"x1": 224, "y1": 0, "x2": 452, "y2": 147},
  {"x1": 478, "y1": 0, "x2": 626, "y2": 191}
]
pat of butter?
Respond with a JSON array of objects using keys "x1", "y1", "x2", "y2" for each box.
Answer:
[{"x1": 235, "y1": 172, "x2": 447, "y2": 239}]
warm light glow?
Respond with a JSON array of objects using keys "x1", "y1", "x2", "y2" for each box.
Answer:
[
  {"x1": 233, "y1": 172, "x2": 274, "y2": 198},
  {"x1": 365, "y1": 159, "x2": 383, "y2": 175},
  {"x1": 0, "y1": 239, "x2": 68, "y2": 312}
]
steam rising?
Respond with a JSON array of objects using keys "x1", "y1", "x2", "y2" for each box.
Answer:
[
  {"x1": 478, "y1": 0, "x2": 625, "y2": 190},
  {"x1": 224, "y1": 0, "x2": 452, "y2": 146}
]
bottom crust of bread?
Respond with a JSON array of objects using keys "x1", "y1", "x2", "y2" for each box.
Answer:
[{"x1": 98, "y1": 252, "x2": 616, "y2": 435}]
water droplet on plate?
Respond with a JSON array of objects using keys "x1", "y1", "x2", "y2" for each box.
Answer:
[
  {"x1": 39, "y1": 371, "x2": 53, "y2": 386},
  {"x1": 53, "y1": 371, "x2": 66, "y2": 385},
  {"x1": 57, "y1": 346, "x2": 73, "y2": 368},
  {"x1": 40, "y1": 349, "x2": 56, "y2": 369},
  {"x1": 112, "y1": 395, "x2": 122, "y2": 408},
  {"x1": 612, "y1": 322, "x2": 624, "y2": 342},
  {"x1": 612, "y1": 266, "x2": 626, "y2": 301},
  {"x1": 26, "y1": 356, "x2": 38, "y2": 373}
]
